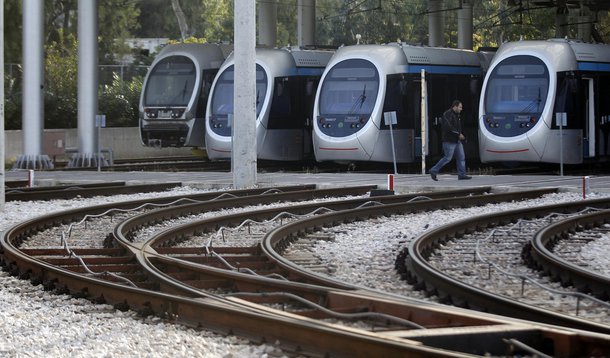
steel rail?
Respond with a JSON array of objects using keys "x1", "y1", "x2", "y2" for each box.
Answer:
[
  {"x1": 119, "y1": 188, "x2": 492, "y2": 287},
  {"x1": 261, "y1": 188, "x2": 558, "y2": 289},
  {"x1": 402, "y1": 197, "x2": 610, "y2": 336},
  {"x1": 114, "y1": 185, "x2": 379, "y2": 245},
  {"x1": 119, "y1": 186, "x2": 610, "y2": 357},
  {"x1": 525, "y1": 208, "x2": 610, "y2": 300},
  {"x1": 5, "y1": 182, "x2": 182, "y2": 201},
  {"x1": 5, "y1": 186, "x2": 610, "y2": 356},
  {"x1": 4, "y1": 180, "x2": 30, "y2": 188},
  {"x1": 5, "y1": 181, "x2": 127, "y2": 193},
  {"x1": 125, "y1": 189, "x2": 499, "y2": 299},
  {"x1": 1, "y1": 185, "x2": 495, "y2": 357}
]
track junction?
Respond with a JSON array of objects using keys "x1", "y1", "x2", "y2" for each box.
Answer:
[{"x1": 2, "y1": 182, "x2": 610, "y2": 356}]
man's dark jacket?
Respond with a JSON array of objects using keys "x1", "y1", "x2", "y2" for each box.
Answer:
[{"x1": 441, "y1": 108, "x2": 462, "y2": 143}]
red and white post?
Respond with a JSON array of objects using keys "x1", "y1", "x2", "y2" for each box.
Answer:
[
  {"x1": 28, "y1": 169, "x2": 34, "y2": 188},
  {"x1": 582, "y1": 176, "x2": 590, "y2": 199},
  {"x1": 387, "y1": 174, "x2": 394, "y2": 191}
]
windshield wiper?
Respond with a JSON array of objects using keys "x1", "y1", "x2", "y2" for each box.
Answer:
[
  {"x1": 519, "y1": 88, "x2": 542, "y2": 114},
  {"x1": 348, "y1": 84, "x2": 367, "y2": 114},
  {"x1": 181, "y1": 81, "x2": 188, "y2": 101}
]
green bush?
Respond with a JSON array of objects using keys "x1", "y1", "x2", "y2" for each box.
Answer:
[{"x1": 98, "y1": 73, "x2": 143, "y2": 127}]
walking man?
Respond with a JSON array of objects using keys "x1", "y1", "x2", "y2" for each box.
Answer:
[{"x1": 429, "y1": 100, "x2": 471, "y2": 181}]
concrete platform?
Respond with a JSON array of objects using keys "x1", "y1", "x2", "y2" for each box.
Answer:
[{"x1": 5, "y1": 169, "x2": 607, "y2": 196}]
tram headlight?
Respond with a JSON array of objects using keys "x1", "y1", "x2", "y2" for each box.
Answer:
[
  {"x1": 171, "y1": 109, "x2": 185, "y2": 118},
  {"x1": 145, "y1": 109, "x2": 158, "y2": 118}
]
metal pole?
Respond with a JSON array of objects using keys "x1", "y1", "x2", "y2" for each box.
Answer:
[
  {"x1": 421, "y1": 69, "x2": 427, "y2": 175},
  {"x1": 75, "y1": 0, "x2": 99, "y2": 165},
  {"x1": 457, "y1": 0, "x2": 473, "y2": 50},
  {"x1": 233, "y1": 0, "x2": 257, "y2": 188},
  {"x1": 389, "y1": 115, "x2": 397, "y2": 175},
  {"x1": 258, "y1": 0, "x2": 277, "y2": 47},
  {"x1": 383, "y1": 111, "x2": 398, "y2": 175},
  {"x1": 557, "y1": 112, "x2": 565, "y2": 176},
  {"x1": 21, "y1": 0, "x2": 44, "y2": 161},
  {"x1": 298, "y1": 0, "x2": 315, "y2": 47},
  {"x1": 428, "y1": 0, "x2": 444, "y2": 47},
  {"x1": 0, "y1": 0, "x2": 5, "y2": 210},
  {"x1": 97, "y1": 116, "x2": 101, "y2": 172},
  {"x1": 560, "y1": 118, "x2": 564, "y2": 176}
]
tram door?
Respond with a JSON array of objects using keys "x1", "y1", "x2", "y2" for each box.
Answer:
[{"x1": 583, "y1": 78, "x2": 595, "y2": 158}]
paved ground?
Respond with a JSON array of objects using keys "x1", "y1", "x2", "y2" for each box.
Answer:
[{"x1": 5, "y1": 169, "x2": 606, "y2": 196}]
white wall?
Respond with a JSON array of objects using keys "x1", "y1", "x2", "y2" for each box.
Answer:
[{"x1": 4, "y1": 127, "x2": 195, "y2": 165}]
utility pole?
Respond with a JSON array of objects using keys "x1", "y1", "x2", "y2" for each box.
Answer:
[
  {"x1": 1, "y1": 0, "x2": 5, "y2": 210},
  {"x1": 171, "y1": 0, "x2": 190, "y2": 41},
  {"x1": 232, "y1": 0, "x2": 257, "y2": 188}
]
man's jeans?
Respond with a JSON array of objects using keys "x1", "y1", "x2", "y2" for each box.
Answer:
[{"x1": 430, "y1": 141, "x2": 466, "y2": 177}]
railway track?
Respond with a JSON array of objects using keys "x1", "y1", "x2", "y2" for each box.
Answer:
[
  {"x1": 5, "y1": 182, "x2": 183, "y2": 201},
  {"x1": 523, "y1": 209, "x2": 610, "y2": 301},
  {"x1": 4, "y1": 179, "x2": 30, "y2": 188},
  {"x1": 400, "y1": 197, "x2": 610, "y2": 337},
  {"x1": 2, "y1": 185, "x2": 610, "y2": 356},
  {"x1": 49, "y1": 155, "x2": 335, "y2": 173}
]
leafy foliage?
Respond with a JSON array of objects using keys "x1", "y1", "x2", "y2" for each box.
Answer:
[
  {"x1": 98, "y1": 74, "x2": 143, "y2": 127},
  {"x1": 3, "y1": 66, "x2": 22, "y2": 130},
  {"x1": 311, "y1": 0, "x2": 610, "y2": 49},
  {"x1": 44, "y1": 35, "x2": 78, "y2": 129},
  {"x1": 200, "y1": 0, "x2": 234, "y2": 42}
]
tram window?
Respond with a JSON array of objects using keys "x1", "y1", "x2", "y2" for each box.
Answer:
[
  {"x1": 330, "y1": 67, "x2": 376, "y2": 79},
  {"x1": 485, "y1": 55, "x2": 548, "y2": 114},
  {"x1": 383, "y1": 77, "x2": 403, "y2": 113},
  {"x1": 211, "y1": 68, "x2": 235, "y2": 115},
  {"x1": 486, "y1": 78, "x2": 547, "y2": 113},
  {"x1": 553, "y1": 73, "x2": 579, "y2": 129},
  {"x1": 211, "y1": 83, "x2": 234, "y2": 115},
  {"x1": 319, "y1": 59, "x2": 379, "y2": 115},
  {"x1": 145, "y1": 56, "x2": 196, "y2": 107},
  {"x1": 211, "y1": 65, "x2": 267, "y2": 118},
  {"x1": 255, "y1": 64, "x2": 268, "y2": 117},
  {"x1": 382, "y1": 76, "x2": 410, "y2": 129},
  {"x1": 599, "y1": 75, "x2": 610, "y2": 117},
  {"x1": 269, "y1": 78, "x2": 291, "y2": 123},
  {"x1": 320, "y1": 81, "x2": 378, "y2": 114},
  {"x1": 497, "y1": 64, "x2": 545, "y2": 76},
  {"x1": 221, "y1": 69, "x2": 235, "y2": 81}
]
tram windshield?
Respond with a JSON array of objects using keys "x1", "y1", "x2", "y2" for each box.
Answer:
[
  {"x1": 319, "y1": 59, "x2": 379, "y2": 116},
  {"x1": 484, "y1": 55, "x2": 549, "y2": 115},
  {"x1": 144, "y1": 56, "x2": 196, "y2": 107},
  {"x1": 210, "y1": 64, "x2": 268, "y2": 118}
]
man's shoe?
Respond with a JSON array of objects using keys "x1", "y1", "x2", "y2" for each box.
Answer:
[
  {"x1": 430, "y1": 172, "x2": 438, "y2": 181},
  {"x1": 458, "y1": 175, "x2": 472, "y2": 180}
]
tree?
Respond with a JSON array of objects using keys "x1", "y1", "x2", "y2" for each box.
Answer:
[
  {"x1": 97, "y1": 1, "x2": 141, "y2": 64},
  {"x1": 200, "y1": 0, "x2": 233, "y2": 43},
  {"x1": 3, "y1": 1, "x2": 143, "y2": 129},
  {"x1": 4, "y1": 0, "x2": 22, "y2": 64},
  {"x1": 313, "y1": 1, "x2": 610, "y2": 49},
  {"x1": 98, "y1": 73, "x2": 143, "y2": 127},
  {"x1": 44, "y1": 34, "x2": 78, "y2": 129},
  {"x1": 135, "y1": 0, "x2": 218, "y2": 41},
  {"x1": 171, "y1": 0, "x2": 192, "y2": 41},
  {"x1": 43, "y1": 0, "x2": 140, "y2": 64}
]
